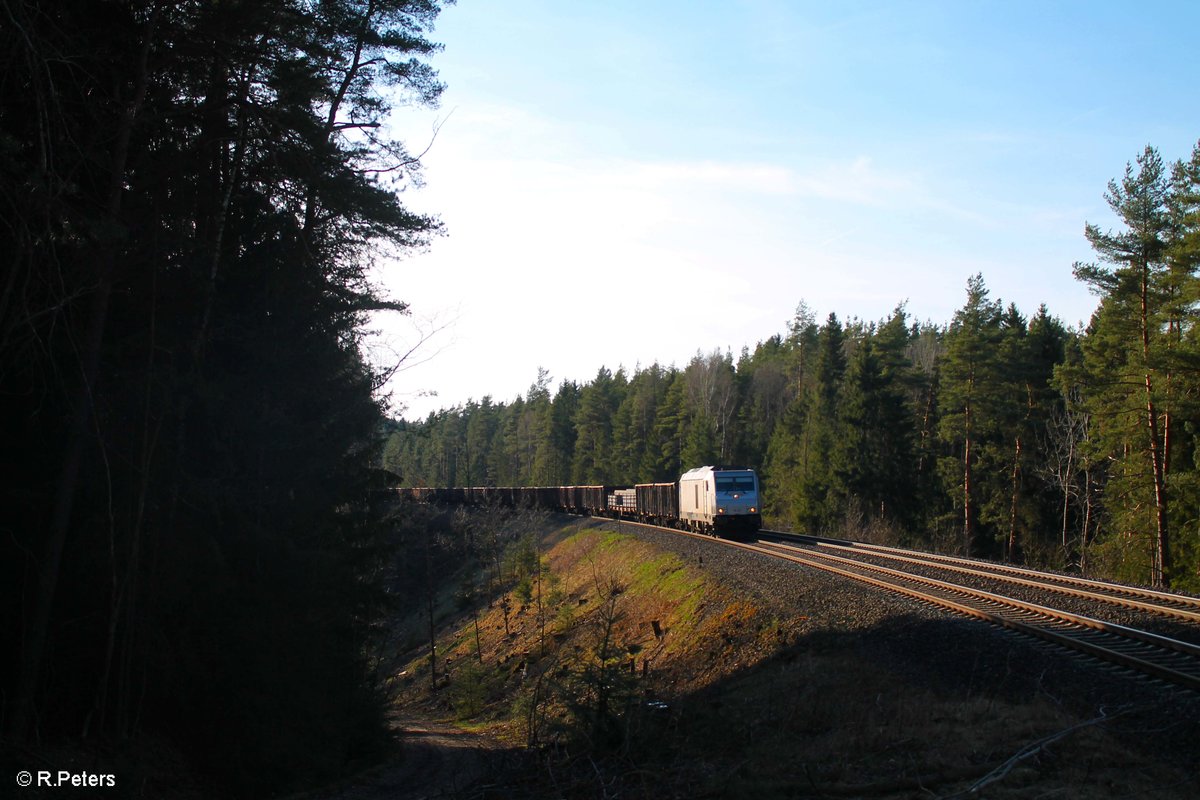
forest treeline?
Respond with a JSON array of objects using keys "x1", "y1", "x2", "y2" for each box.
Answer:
[
  {"x1": 1, "y1": 0, "x2": 448, "y2": 794},
  {"x1": 386, "y1": 142, "x2": 1200, "y2": 592}
]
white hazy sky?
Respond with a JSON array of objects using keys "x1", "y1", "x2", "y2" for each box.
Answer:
[{"x1": 368, "y1": 0, "x2": 1200, "y2": 421}]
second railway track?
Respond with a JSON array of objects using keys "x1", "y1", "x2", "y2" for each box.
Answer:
[{"x1": 764, "y1": 529, "x2": 1200, "y2": 625}]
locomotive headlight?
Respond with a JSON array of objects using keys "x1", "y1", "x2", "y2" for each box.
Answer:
[
  {"x1": 717, "y1": 508, "x2": 725, "y2": 514},
  {"x1": 750, "y1": 507, "x2": 756, "y2": 513}
]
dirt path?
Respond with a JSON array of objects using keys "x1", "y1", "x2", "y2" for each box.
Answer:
[{"x1": 304, "y1": 717, "x2": 513, "y2": 800}]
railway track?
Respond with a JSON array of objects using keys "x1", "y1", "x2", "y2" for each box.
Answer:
[
  {"x1": 761, "y1": 530, "x2": 1200, "y2": 626},
  {"x1": 623, "y1": 520, "x2": 1200, "y2": 693}
]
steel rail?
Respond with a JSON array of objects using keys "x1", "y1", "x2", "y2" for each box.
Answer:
[
  {"x1": 763, "y1": 529, "x2": 1200, "y2": 618},
  {"x1": 758, "y1": 532, "x2": 1200, "y2": 624},
  {"x1": 740, "y1": 538, "x2": 1200, "y2": 692}
]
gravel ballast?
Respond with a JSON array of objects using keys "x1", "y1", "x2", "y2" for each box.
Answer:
[{"x1": 595, "y1": 518, "x2": 1200, "y2": 796}]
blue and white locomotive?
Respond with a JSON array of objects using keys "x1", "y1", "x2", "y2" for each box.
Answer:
[{"x1": 677, "y1": 465, "x2": 762, "y2": 537}]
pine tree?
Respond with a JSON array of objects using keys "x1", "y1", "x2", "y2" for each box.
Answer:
[
  {"x1": 938, "y1": 275, "x2": 1005, "y2": 556},
  {"x1": 833, "y1": 338, "x2": 918, "y2": 534},
  {"x1": 792, "y1": 314, "x2": 847, "y2": 532},
  {"x1": 1014, "y1": 306, "x2": 1071, "y2": 563},
  {"x1": 612, "y1": 364, "x2": 670, "y2": 483},
  {"x1": 572, "y1": 367, "x2": 622, "y2": 483},
  {"x1": 1, "y1": 0, "x2": 451, "y2": 787},
  {"x1": 548, "y1": 382, "x2": 582, "y2": 484},
  {"x1": 467, "y1": 398, "x2": 501, "y2": 486},
  {"x1": 1072, "y1": 147, "x2": 1178, "y2": 586},
  {"x1": 762, "y1": 305, "x2": 820, "y2": 525},
  {"x1": 732, "y1": 338, "x2": 789, "y2": 468},
  {"x1": 652, "y1": 372, "x2": 689, "y2": 480}
]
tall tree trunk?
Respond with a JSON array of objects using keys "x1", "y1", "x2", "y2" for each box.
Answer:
[
  {"x1": 963, "y1": 429, "x2": 973, "y2": 556},
  {"x1": 962, "y1": 375, "x2": 975, "y2": 557},
  {"x1": 1144, "y1": 379, "x2": 1170, "y2": 587},
  {"x1": 1081, "y1": 464, "x2": 1095, "y2": 575},
  {"x1": 1007, "y1": 435, "x2": 1022, "y2": 563},
  {"x1": 917, "y1": 379, "x2": 936, "y2": 478},
  {"x1": 303, "y1": 0, "x2": 377, "y2": 238},
  {"x1": 1060, "y1": 478, "x2": 1071, "y2": 556},
  {"x1": 9, "y1": 8, "x2": 159, "y2": 742},
  {"x1": 1140, "y1": 264, "x2": 1171, "y2": 588},
  {"x1": 425, "y1": 527, "x2": 437, "y2": 691},
  {"x1": 92, "y1": 271, "x2": 163, "y2": 741}
]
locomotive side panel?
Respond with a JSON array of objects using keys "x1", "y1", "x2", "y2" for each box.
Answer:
[{"x1": 679, "y1": 467, "x2": 714, "y2": 530}]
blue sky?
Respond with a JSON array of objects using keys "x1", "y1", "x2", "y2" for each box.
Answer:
[{"x1": 372, "y1": 1, "x2": 1200, "y2": 420}]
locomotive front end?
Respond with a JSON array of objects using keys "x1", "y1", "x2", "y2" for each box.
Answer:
[
  {"x1": 679, "y1": 465, "x2": 763, "y2": 538},
  {"x1": 711, "y1": 468, "x2": 762, "y2": 537}
]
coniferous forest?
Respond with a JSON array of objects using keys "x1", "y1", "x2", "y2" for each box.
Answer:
[
  {"x1": 4, "y1": 0, "x2": 1200, "y2": 795},
  {"x1": 385, "y1": 143, "x2": 1200, "y2": 593},
  {"x1": 1, "y1": 0, "x2": 448, "y2": 794}
]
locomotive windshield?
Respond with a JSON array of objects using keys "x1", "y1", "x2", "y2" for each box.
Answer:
[{"x1": 715, "y1": 475, "x2": 756, "y2": 493}]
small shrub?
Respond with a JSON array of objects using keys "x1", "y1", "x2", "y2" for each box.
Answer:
[
  {"x1": 449, "y1": 658, "x2": 500, "y2": 720},
  {"x1": 516, "y1": 575, "x2": 534, "y2": 604}
]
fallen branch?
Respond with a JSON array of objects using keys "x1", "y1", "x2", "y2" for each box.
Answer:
[{"x1": 942, "y1": 705, "x2": 1136, "y2": 799}]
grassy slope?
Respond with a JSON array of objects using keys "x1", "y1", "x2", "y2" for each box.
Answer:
[{"x1": 393, "y1": 516, "x2": 1199, "y2": 799}]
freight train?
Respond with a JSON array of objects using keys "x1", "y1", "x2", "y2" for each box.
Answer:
[{"x1": 398, "y1": 465, "x2": 763, "y2": 539}]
